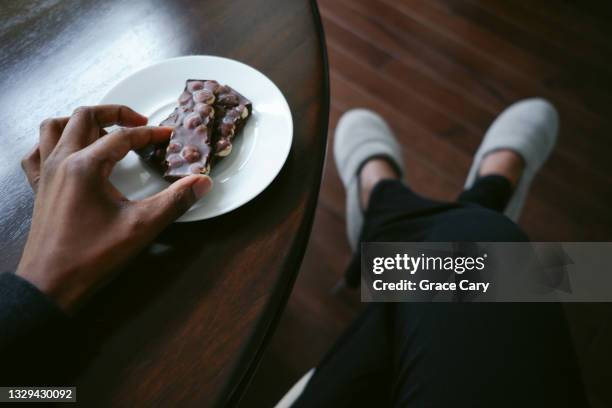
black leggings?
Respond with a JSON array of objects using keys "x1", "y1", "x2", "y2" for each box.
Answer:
[{"x1": 294, "y1": 176, "x2": 588, "y2": 408}]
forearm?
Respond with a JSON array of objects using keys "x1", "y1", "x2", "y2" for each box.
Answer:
[{"x1": 0, "y1": 272, "x2": 77, "y2": 385}]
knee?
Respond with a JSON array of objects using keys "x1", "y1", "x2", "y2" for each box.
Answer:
[{"x1": 427, "y1": 207, "x2": 528, "y2": 242}]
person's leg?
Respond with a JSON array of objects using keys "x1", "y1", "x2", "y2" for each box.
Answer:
[
  {"x1": 298, "y1": 204, "x2": 586, "y2": 408},
  {"x1": 458, "y1": 147, "x2": 522, "y2": 212},
  {"x1": 343, "y1": 174, "x2": 525, "y2": 286},
  {"x1": 382, "y1": 207, "x2": 585, "y2": 407},
  {"x1": 344, "y1": 174, "x2": 461, "y2": 287},
  {"x1": 296, "y1": 101, "x2": 579, "y2": 407},
  {"x1": 361, "y1": 179, "x2": 526, "y2": 243},
  {"x1": 297, "y1": 169, "x2": 529, "y2": 407},
  {"x1": 294, "y1": 159, "x2": 461, "y2": 406},
  {"x1": 389, "y1": 302, "x2": 588, "y2": 407},
  {"x1": 358, "y1": 146, "x2": 525, "y2": 243},
  {"x1": 358, "y1": 159, "x2": 458, "y2": 233},
  {"x1": 292, "y1": 305, "x2": 394, "y2": 408},
  {"x1": 295, "y1": 207, "x2": 538, "y2": 408},
  {"x1": 457, "y1": 175, "x2": 513, "y2": 212}
]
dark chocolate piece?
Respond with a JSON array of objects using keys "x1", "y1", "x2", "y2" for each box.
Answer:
[
  {"x1": 212, "y1": 85, "x2": 252, "y2": 157},
  {"x1": 163, "y1": 80, "x2": 217, "y2": 180},
  {"x1": 136, "y1": 79, "x2": 252, "y2": 181},
  {"x1": 136, "y1": 143, "x2": 167, "y2": 174}
]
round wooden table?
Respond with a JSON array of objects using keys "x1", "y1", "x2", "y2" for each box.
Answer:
[{"x1": 0, "y1": 0, "x2": 328, "y2": 406}]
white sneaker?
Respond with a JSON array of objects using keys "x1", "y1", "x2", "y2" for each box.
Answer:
[
  {"x1": 464, "y1": 98, "x2": 559, "y2": 221},
  {"x1": 333, "y1": 109, "x2": 405, "y2": 250}
]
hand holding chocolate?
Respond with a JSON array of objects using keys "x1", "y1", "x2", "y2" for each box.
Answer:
[{"x1": 137, "y1": 79, "x2": 252, "y2": 181}]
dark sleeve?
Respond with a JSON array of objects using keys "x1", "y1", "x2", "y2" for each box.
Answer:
[{"x1": 0, "y1": 272, "x2": 77, "y2": 385}]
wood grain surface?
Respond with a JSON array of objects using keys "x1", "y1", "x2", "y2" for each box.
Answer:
[{"x1": 0, "y1": 0, "x2": 328, "y2": 406}]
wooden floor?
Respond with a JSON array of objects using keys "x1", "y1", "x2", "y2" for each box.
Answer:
[{"x1": 240, "y1": 1, "x2": 612, "y2": 407}]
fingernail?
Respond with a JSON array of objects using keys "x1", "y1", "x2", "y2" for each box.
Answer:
[{"x1": 192, "y1": 176, "x2": 213, "y2": 200}]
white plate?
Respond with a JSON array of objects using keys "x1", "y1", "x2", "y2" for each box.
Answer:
[{"x1": 101, "y1": 55, "x2": 293, "y2": 221}]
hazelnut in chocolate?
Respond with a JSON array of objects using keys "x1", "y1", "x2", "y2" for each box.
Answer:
[{"x1": 212, "y1": 85, "x2": 251, "y2": 157}]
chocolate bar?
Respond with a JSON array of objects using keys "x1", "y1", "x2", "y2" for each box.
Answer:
[
  {"x1": 136, "y1": 79, "x2": 252, "y2": 181},
  {"x1": 166, "y1": 80, "x2": 217, "y2": 180}
]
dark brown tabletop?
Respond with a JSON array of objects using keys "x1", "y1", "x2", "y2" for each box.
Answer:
[{"x1": 0, "y1": 0, "x2": 328, "y2": 406}]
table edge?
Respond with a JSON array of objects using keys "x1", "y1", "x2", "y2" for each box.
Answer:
[{"x1": 222, "y1": 0, "x2": 331, "y2": 406}]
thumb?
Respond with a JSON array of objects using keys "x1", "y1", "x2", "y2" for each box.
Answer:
[{"x1": 135, "y1": 175, "x2": 213, "y2": 227}]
